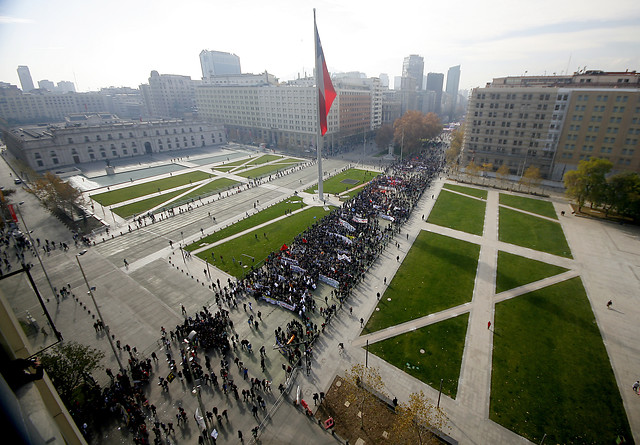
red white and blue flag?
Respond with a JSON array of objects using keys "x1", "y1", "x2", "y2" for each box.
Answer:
[{"x1": 315, "y1": 20, "x2": 336, "y2": 136}]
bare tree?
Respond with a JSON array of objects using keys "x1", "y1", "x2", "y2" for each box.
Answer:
[
  {"x1": 342, "y1": 364, "x2": 388, "y2": 429},
  {"x1": 392, "y1": 390, "x2": 448, "y2": 445}
]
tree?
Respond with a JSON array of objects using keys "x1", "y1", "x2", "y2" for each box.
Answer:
[
  {"x1": 40, "y1": 341, "x2": 104, "y2": 406},
  {"x1": 29, "y1": 172, "x2": 82, "y2": 218},
  {"x1": 465, "y1": 160, "x2": 480, "y2": 179},
  {"x1": 564, "y1": 158, "x2": 612, "y2": 212},
  {"x1": 393, "y1": 111, "x2": 442, "y2": 156},
  {"x1": 496, "y1": 164, "x2": 510, "y2": 186},
  {"x1": 342, "y1": 364, "x2": 388, "y2": 429},
  {"x1": 375, "y1": 124, "x2": 394, "y2": 152},
  {"x1": 392, "y1": 390, "x2": 448, "y2": 445},
  {"x1": 445, "y1": 125, "x2": 464, "y2": 170},
  {"x1": 605, "y1": 172, "x2": 640, "y2": 220},
  {"x1": 520, "y1": 166, "x2": 542, "y2": 192}
]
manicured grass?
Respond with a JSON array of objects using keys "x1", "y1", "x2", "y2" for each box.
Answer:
[
  {"x1": 364, "y1": 231, "x2": 480, "y2": 333},
  {"x1": 211, "y1": 166, "x2": 236, "y2": 172},
  {"x1": 496, "y1": 251, "x2": 569, "y2": 293},
  {"x1": 499, "y1": 194, "x2": 558, "y2": 219},
  {"x1": 237, "y1": 163, "x2": 290, "y2": 179},
  {"x1": 499, "y1": 207, "x2": 572, "y2": 258},
  {"x1": 185, "y1": 197, "x2": 305, "y2": 251},
  {"x1": 491, "y1": 277, "x2": 632, "y2": 444},
  {"x1": 368, "y1": 313, "x2": 469, "y2": 398},
  {"x1": 217, "y1": 157, "x2": 254, "y2": 168},
  {"x1": 304, "y1": 168, "x2": 380, "y2": 195},
  {"x1": 243, "y1": 154, "x2": 283, "y2": 166},
  {"x1": 91, "y1": 171, "x2": 213, "y2": 206},
  {"x1": 428, "y1": 190, "x2": 486, "y2": 236},
  {"x1": 112, "y1": 189, "x2": 188, "y2": 218},
  {"x1": 196, "y1": 206, "x2": 330, "y2": 278},
  {"x1": 443, "y1": 183, "x2": 488, "y2": 199},
  {"x1": 176, "y1": 178, "x2": 240, "y2": 202}
]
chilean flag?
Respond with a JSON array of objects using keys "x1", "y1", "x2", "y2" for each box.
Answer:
[{"x1": 315, "y1": 20, "x2": 336, "y2": 136}]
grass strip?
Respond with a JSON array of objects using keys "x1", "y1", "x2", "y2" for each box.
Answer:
[
  {"x1": 364, "y1": 231, "x2": 479, "y2": 333},
  {"x1": 91, "y1": 171, "x2": 212, "y2": 206},
  {"x1": 369, "y1": 313, "x2": 469, "y2": 398},
  {"x1": 491, "y1": 277, "x2": 632, "y2": 444},
  {"x1": 499, "y1": 207, "x2": 572, "y2": 258},
  {"x1": 499, "y1": 194, "x2": 558, "y2": 219},
  {"x1": 428, "y1": 190, "x2": 486, "y2": 236},
  {"x1": 496, "y1": 251, "x2": 569, "y2": 293}
]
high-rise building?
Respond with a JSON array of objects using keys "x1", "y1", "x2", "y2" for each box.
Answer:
[
  {"x1": 462, "y1": 70, "x2": 640, "y2": 180},
  {"x1": 17, "y1": 66, "x2": 35, "y2": 92},
  {"x1": 38, "y1": 80, "x2": 56, "y2": 91},
  {"x1": 200, "y1": 50, "x2": 241, "y2": 79},
  {"x1": 57, "y1": 81, "x2": 76, "y2": 93},
  {"x1": 426, "y1": 73, "x2": 444, "y2": 114},
  {"x1": 446, "y1": 65, "x2": 461, "y2": 117},
  {"x1": 402, "y1": 55, "x2": 424, "y2": 91},
  {"x1": 379, "y1": 73, "x2": 389, "y2": 88},
  {"x1": 139, "y1": 71, "x2": 196, "y2": 118}
]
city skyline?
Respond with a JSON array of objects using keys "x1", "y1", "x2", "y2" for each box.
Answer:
[{"x1": 0, "y1": 0, "x2": 639, "y2": 92}]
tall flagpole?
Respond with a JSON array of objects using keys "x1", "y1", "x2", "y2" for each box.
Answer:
[{"x1": 314, "y1": 9, "x2": 324, "y2": 202}]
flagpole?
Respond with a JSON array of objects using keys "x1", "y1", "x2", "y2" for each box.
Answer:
[{"x1": 314, "y1": 8, "x2": 324, "y2": 202}]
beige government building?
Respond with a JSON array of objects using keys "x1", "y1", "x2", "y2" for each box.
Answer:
[{"x1": 462, "y1": 70, "x2": 640, "y2": 180}]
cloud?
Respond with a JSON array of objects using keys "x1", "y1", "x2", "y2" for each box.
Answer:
[{"x1": 0, "y1": 16, "x2": 34, "y2": 24}]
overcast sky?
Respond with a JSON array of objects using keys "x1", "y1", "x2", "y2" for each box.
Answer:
[{"x1": 1, "y1": 0, "x2": 639, "y2": 92}]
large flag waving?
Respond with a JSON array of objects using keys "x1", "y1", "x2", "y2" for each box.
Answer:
[{"x1": 314, "y1": 18, "x2": 336, "y2": 136}]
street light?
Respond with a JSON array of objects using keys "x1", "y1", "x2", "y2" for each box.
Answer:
[
  {"x1": 16, "y1": 202, "x2": 58, "y2": 303},
  {"x1": 76, "y1": 250, "x2": 126, "y2": 374}
]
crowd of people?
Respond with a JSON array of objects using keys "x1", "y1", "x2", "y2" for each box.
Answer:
[{"x1": 239, "y1": 151, "x2": 443, "y2": 319}]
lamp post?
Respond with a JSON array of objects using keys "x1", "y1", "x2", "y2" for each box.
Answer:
[
  {"x1": 183, "y1": 333, "x2": 211, "y2": 444},
  {"x1": 76, "y1": 250, "x2": 125, "y2": 373},
  {"x1": 16, "y1": 202, "x2": 58, "y2": 303}
]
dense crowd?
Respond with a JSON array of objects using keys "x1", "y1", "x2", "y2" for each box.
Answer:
[{"x1": 239, "y1": 151, "x2": 442, "y2": 317}]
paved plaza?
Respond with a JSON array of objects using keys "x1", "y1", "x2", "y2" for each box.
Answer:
[{"x1": 2, "y1": 146, "x2": 639, "y2": 445}]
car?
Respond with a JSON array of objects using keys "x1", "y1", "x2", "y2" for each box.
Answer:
[{"x1": 14, "y1": 178, "x2": 22, "y2": 184}]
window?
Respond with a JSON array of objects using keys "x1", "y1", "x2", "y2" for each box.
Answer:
[{"x1": 67, "y1": 138, "x2": 73, "y2": 144}]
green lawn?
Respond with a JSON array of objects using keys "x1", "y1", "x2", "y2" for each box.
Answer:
[
  {"x1": 176, "y1": 177, "x2": 240, "y2": 202},
  {"x1": 364, "y1": 231, "x2": 480, "y2": 333},
  {"x1": 428, "y1": 190, "x2": 486, "y2": 236},
  {"x1": 211, "y1": 166, "x2": 236, "y2": 172},
  {"x1": 443, "y1": 183, "x2": 488, "y2": 199},
  {"x1": 496, "y1": 251, "x2": 569, "y2": 293},
  {"x1": 243, "y1": 154, "x2": 283, "y2": 166},
  {"x1": 237, "y1": 163, "x2": 290, "y2": 179},
  {"x1": 491, "y1": 277, "x2": 632, "y2": 444},
  {"x1": 91, "y1": 171, "x2": 213, "y2": 206},
  {"x1": 112, "y1": 188, "x2": 188, "y2": 218},
  {"x1": 368, "y1": 313, "x2": 469, "y2": 399},
  {"x1": 304, "y1": 168, "x2": 380, "y2": 195},
  {"x1": 499, "y1": 194, "x2": 558, "y2": 219},
  {"x1": 499, "y1": 207, "x2": 572, "y2": 258},
  {"x1": 196, "y1": 206, "x2": 330, "y2": 278},
  {"x1": 185, "y1": 196, "x2": 305, "y2": 251}
]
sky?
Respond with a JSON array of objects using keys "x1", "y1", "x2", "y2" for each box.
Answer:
[{"x1": 1, "y1": 0, "x2": 639, "y2": 92}]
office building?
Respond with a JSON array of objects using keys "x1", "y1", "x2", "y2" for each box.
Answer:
[
  {"x1": 462, "y1": 70, "x2": 640, "y2": 179},
  {"x1": 56, "y1": 81, "x2": 76, "y2": 93},
  {"x1": 38, "y1": 80, "x2": 56, "y2": 92},
  {"x1": 17, "y1": 66, "x2": 35, "y2": 92},
  {"x1": 3, "y1": 114, "x2": 226, "y2": 171},
  {"x1": 200, "y1": 50, "x2": 241, "y2": 79},
  {"x1": 139, "y1": 71, "x2": 197, "y2": 118},
  {"x1": 445, "y1": 65, "x2": 461, "y2": 118},
  {"x1": 195, "y1": 73, "x2": 382, "y2": 153},
  {"x1": 426, "y1": 72, "x2": 444, "y2": 114},
  {"x1": 401, "y1": 55, "x2": 424, "y2": 91}
]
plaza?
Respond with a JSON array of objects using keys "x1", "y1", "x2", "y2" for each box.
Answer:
[{"x1": 1, "y1": 143, "x2": 639, "y2": 445}]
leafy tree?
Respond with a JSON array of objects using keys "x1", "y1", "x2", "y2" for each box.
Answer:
[
  {"x1": 606, "y1": 172, "x2": 640, "y2": 220},
  {"x1": 520, "y1": 166, "x2": 542, "y2": 192},
  {"x1": 393, "y1": 111, "x2": 442, "y2": 156},
  {"x1": 392, "y1": 390, "x2": 448, "y2": 445},
  {"x1": 375, "y1": 124, "x2": 394, "y2": 151},
  {"x1": 445, "y1": 125, "x2": 464, "y2": 170},
  {"x1": 564, "y1": 158, "x2": 612, "y2": 212},
  {"x1": 40, "y1": 341, "x2": 104, "y2": 406},
  {"x1": 496, "y1": 164, "x2": 510, "y2": 186},
  {"x1": 465, "y1": 160, "x2": 480, "y2": 178},
  {"x1": 29, "y1": 172, "x2": 82, "y2": 218},
  {"x1": 342, "y1": 364, "x2": 388, "y2": 429}
]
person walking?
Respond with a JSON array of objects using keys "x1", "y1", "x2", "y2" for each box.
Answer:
[
  {"x1": 238, "y1": 430, "x2": 244, "y2": 442},
  {"x1": 488, "y1": 321, "x2": 491, "y2": 330},
  {"x1": 360, "y1": 318, "x2": 364, "y2": 328},
  {"x1": 607, "y1": 300, "x2": 613, "y2": 309}
]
